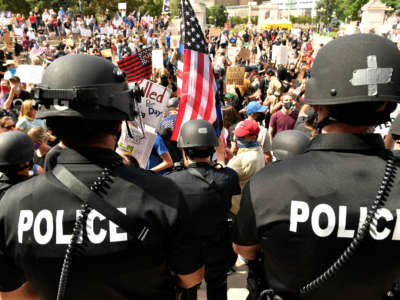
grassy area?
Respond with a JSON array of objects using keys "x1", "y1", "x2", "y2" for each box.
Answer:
[{"x1": 320, "y1": 31, "x2": 338, "y2": 38}]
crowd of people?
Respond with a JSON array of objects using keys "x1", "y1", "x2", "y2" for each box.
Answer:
[{"x1": 0, "y1": 4, "x2": 399, "y2": 300}]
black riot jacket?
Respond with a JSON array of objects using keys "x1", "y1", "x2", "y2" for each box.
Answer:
[
  {"x1": 0, "y1": 147, "x2": 202, "y2": 300},
  {"x1": 234, "y1": 133, "x2": 400, "y2": 300},
  {"x1": 0, "y1": 173, "x2": 29, "y2": 199},
  {"x1": 166, "y1": 162, "x2": 240, "y2": 238}
]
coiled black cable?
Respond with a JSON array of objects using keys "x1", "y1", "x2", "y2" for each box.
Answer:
[
  {"x1": 299, "y1": 152, "x2": 397, "y2": 295},
  {"x1": 56, "y1": 167, "x2": 115, "y2": 300}
]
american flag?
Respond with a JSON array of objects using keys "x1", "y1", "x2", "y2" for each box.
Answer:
[
  {"x1": 29, "y1": 40, "x2": 45, "y2": 59},
  {"x1": 117, "y1": 48, "x2": 152, "y2": 83},
  {"x1": 171, "y1": 0, "x2": 218, "y2": 141}
]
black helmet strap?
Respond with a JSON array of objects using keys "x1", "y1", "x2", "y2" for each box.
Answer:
[
  {"x1": 32, "y1": 83, "x2": 139, "y2": 120},
  {"x1": 316, "y1": 116, "x2": 337, "y2": 133}
]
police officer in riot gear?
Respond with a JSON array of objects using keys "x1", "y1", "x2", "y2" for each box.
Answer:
[
  {"x1": 271, "y1": 130, "x2": 310, "y2": 161},
  {"x1": 166, "y1": 119, "x2": 240, "y2": 300},
  {"x1": 0, "y1": 131, "x2": 34, "y2": 198},
  {"x1": 0, "y1": 54, "x2": 204, "y2": 300},
  {"x1": 233, "y1": 34, "x2": 400, "y2": 300}
]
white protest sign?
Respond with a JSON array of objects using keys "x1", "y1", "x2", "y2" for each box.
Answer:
[
  {"x1": 129, "y1": 79, "x2": 171, "y2": 129},
  {"x1": 152, "y1": 49, "x2": 164, "y2": 69},
  {"x1": 227, "y1": 46, "x2": 240, "y2": 62},
  {"x1": 291, "y1": 28, "x2": 301, "y2": 38},
  {"x1": 80, "y1": 28, "x2": 92, "y2": 37},
  {"x1": 375, "y1": 105, "x2": 399, "y2": 138},
  {"x1": 118, "y1": 3, "x2": 127, "y2": 10},
  {"x1": 14, "y1": 27, "x2": 23, "y2": 36},
  {"x1": 272, "y1": 45, "x2": 288, "y2": 65},
  {"x1": 117, "y1": 122, "x2": 156, "y2": 168},
  {"x1": 15, "y1": 65, "x2": 43, "y2": 84}
]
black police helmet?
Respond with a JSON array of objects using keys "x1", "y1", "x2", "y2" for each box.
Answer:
[
  {"x1": 177, "y1": 119, "x2": 219, "y2": 148},
  {"x1": 33, "y1": 54, "x2": 137, "y2": 120},
  {"x1": 305, "y1": 34, "x2": 400, "y2": 106},
  {"x1": 0, "y1": 131, "x2": 34, "y2": 166},
  {"x1": 389, "y1": 114, "x2": 400, "y2": 137},
  {"x1": 272, "y1": 130, "x2": 310, "y2": 161}
]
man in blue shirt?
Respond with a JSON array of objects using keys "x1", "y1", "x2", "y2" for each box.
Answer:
[{"x1": 146, "y1": 134, "x2": 173, "y2": 174}]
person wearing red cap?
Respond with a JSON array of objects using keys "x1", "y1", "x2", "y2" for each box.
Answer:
[{"x1": 227, "y1": 119, "x2": 265, "y2": 214}]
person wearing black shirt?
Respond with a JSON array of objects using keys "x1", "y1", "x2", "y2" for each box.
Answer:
[
  {"x1": 234, "y1": 34, "x2": 400, "y2": 300},
  {"x1": 3, "y1": 76, "x2": 31, "y2": 120}
]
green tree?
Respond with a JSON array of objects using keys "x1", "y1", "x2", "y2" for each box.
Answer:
[
  {"x1": 316, "y1": 0, "x2": 341, "y2": 24},
  {"x1": 0, "y1": 0, "x2": 30, "y2": 15},
  {"x1": 206, "y1": 5, "x2": 227, "y2": 27},
  {"x1": 337, "y1": 0, "x2": 399, "y2": 21},
  {"x1": 170, "y1": 0, "x2": 179, "y2": 17},
  {"x1": 139, "y1": 0, "x2": 163, "y2": 16}
]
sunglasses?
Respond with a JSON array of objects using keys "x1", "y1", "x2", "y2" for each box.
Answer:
[
  {"x1": 34, "y1": 141, "x2": 42, "y2": 150},
  {"x1": 4, "y1": 124, "x2": 15, "y2": 130}
]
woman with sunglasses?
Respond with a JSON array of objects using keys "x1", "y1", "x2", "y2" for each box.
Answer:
[{"x1": 0, "y1": 116, "x2": 16, "y2": 133}]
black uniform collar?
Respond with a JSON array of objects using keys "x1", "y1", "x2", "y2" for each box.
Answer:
[
  {"x1": 187, "y1": 162, "x2": 211, "y2": 169},
  {"x1": 306, "y1": 133, "x2": 385, "y2": 152},
  {"x1": 57, "y1": 147, "x2": 123, "y2": 168}
]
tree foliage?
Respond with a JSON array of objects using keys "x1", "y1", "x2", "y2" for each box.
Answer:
[
  {"x1": 206, "y1": 5, "x2": 227, "y2": 27},
  {"x1": 317, "y1": 0, "x2": 400, "y2": 22},
  {"x1": 0, "y1": 0, "x2": 164, "y2": 17}
]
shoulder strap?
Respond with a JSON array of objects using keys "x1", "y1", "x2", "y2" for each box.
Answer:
[
  {"x1": 53, "y1": 164, "x2": 150, "y2": 242},
  {"x1": 187, "y1": 167, "x2": 220, "y2": 193}
]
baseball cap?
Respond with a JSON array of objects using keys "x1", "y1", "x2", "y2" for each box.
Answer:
[
  {"x1": 9, "y1": 76, "x2": 20, "y2": 83},
  {"x1": 224, "y1": 93, "x2": 235, "y2": 99},
  {"x1": 246, "y1": 101, "x2": 267, "y2": 115},
  {"x1": 234, "y1": 120, "x2": 260, "y2": 138}
]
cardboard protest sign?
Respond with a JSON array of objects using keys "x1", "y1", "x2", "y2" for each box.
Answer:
[
  {"x1": 226, "y1": 66, "x2": 245, "y2": 85},
  {"x1": 170, "y1": 35, "x2": 180, "y2": 49},
  {"x1": 129, "y1": 79, "x2": 171, "y2": 129},
  {"x1": 3, "y1": 31, "x2": 11, "y2": 47},
  {"x1": 168, "y1": 18, "x2": 180, "y2": 35},
  {"x1": 117, "y1": 122, "x2": 157, "y2": 168},
  {"x1": 238, "y1": 47, "x2": 250, "y2": 61},
  {"x1": 101, "y1": 49, "x2": 112, "y2": 58},
  {"x1": 15, "y1": 65, "x2": 43, "y2": 84},
  {"x1": 152, "y1": 49, "x2": 164, "y2": 69},
  {"x1": 208, "y1": 28, "x2": 221, "y2": 37}
]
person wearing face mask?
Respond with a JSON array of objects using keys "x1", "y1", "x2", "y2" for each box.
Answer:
[
  {"x1": 228, "y1": 119, "x2": 265, "y2": 214},
  {"x1": 3, "y1": 60, "x2": 18, "y2": 80},
  {"x1": 269, "y1": 93, "x2": 300, "y2": 144},
  {"x1": 27, "y1": 126, "x2": 54, "y2": 168},
  {"x1": 232, "y1": 102, "x2": 272, "y2": 164}
]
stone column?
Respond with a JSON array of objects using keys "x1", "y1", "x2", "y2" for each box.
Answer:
[
  {"x1": 359, "y1": 0, "x2": 388, "y2": 34},
  {"x1": 192, "y1": 0, "x2": 207, "y2": 31}
]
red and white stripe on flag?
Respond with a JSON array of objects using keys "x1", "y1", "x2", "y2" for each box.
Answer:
[{"x1": 171, "y1": 49, "x2": 217, "y2": 141}]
